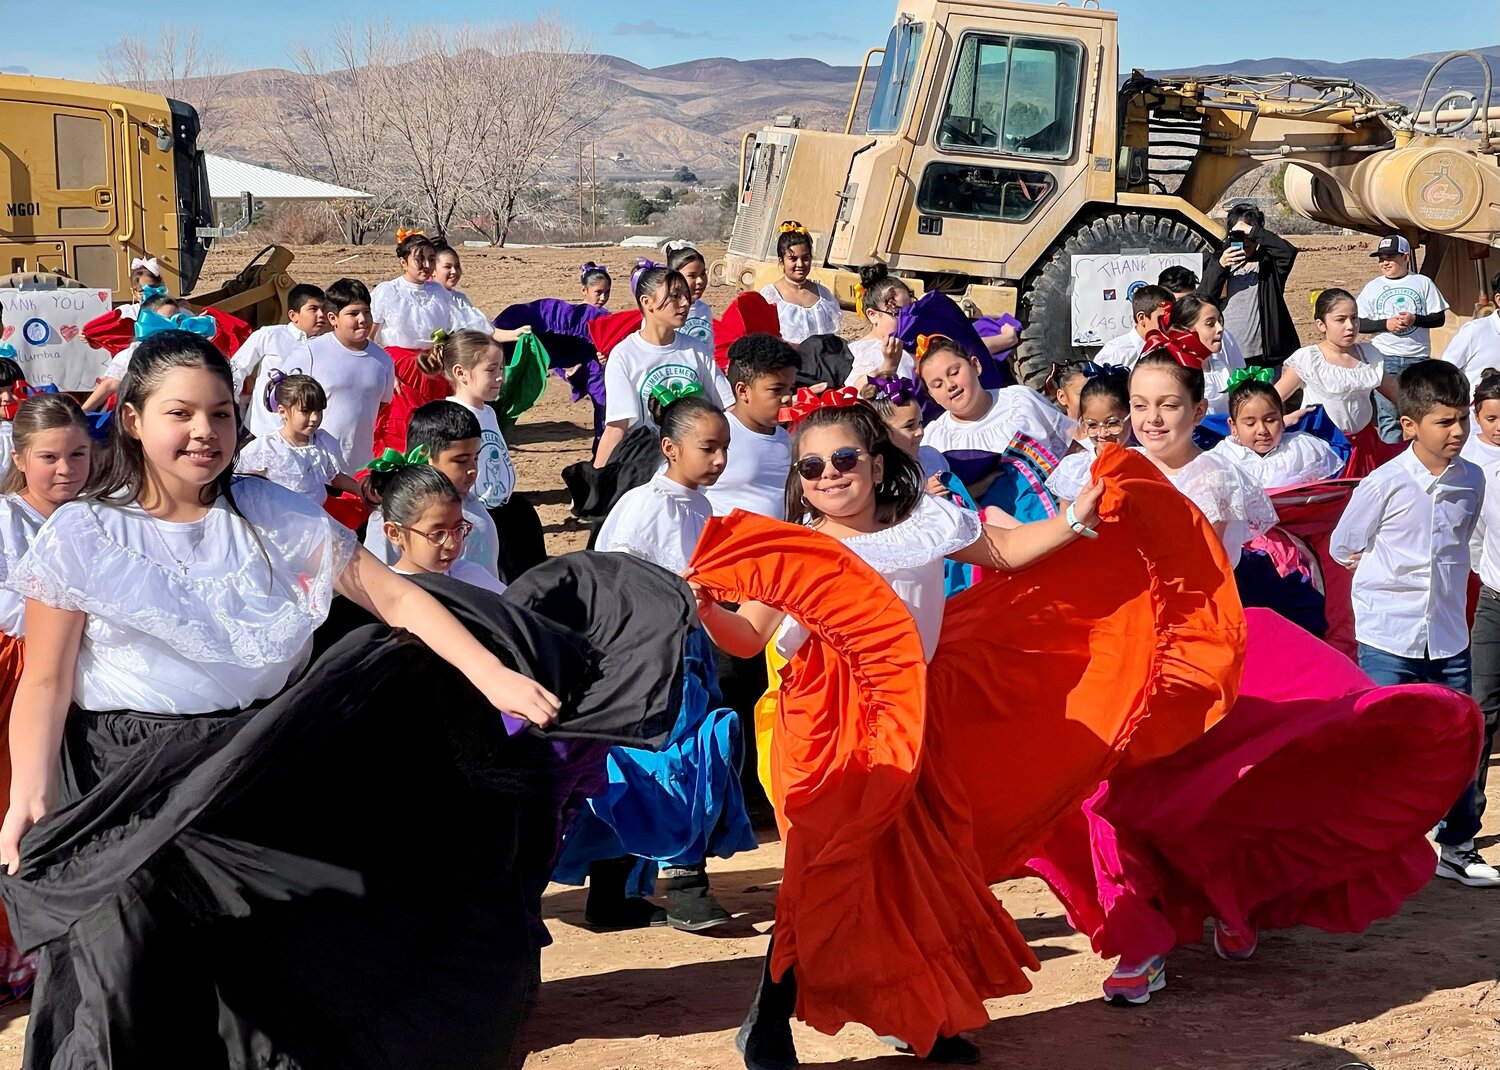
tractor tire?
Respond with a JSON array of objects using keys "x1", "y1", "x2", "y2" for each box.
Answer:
[{"x1": 1015, "y1": 210, "x2": 1215, "y2": 387}]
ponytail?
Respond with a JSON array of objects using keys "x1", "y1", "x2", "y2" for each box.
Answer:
[{"x1": 418, "y1": 328, "x2": 494, "y2": 383}]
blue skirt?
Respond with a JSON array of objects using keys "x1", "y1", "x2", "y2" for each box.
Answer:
[{"x1": 554, "y1": 629, "x2": 757, "y2": 894}]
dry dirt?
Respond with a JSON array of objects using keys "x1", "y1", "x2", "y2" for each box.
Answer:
[{"x1": 0, "y1": 236, "x2": 1492, "y2": 1069}]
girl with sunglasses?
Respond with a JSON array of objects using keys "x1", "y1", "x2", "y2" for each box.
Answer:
[{"x1": 370, "y1": 453, "x2": 505, "y2": 596}]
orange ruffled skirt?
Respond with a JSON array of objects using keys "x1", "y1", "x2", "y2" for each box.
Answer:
[{"x1": 687, "y1": 446, "x2": 1246, "y2": 1054}]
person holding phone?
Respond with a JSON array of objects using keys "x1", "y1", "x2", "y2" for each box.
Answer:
[{"x1": 1201, "y1": 203, "x2": 1301, "y2": 373}]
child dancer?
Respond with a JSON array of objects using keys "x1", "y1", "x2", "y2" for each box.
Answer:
[
  {"x1": 1049, "y1": 362, "x2": 1089, "y2": 421},
  {"x1": 1276, "y1": 288, "x2": 1399, "y2": 477},
  {"x1": 1463, "y1": 370, "x2": 1500, "y2": 879},
  {"x1": 1129, "y1": 343, "x2": 1278, "y2": 569},
  {"x1": 1169, "y1": 293, "x2": 1247, "y2": 416},
  {"x1": 121, "y1": 256, "x2": 165, "y2": 319},
  {"x1": 758, "y1": 222, "x2": 842, "y2": 344},
  {"x1": 580, "y1": 393, "x2": 752, "y2": 930},
  {"x1": 236, "y1": 284, "x2": 327, "y2": 430},
  {"x1": 919, "y1": 335, "x2": 1076, "y2": 504},
  {"x1": 580, "y1": 262, "x2": 612, "y2": 308},
  {"x1": 235, "y1": 373, "x2": 367, "y2": 504},
  {"x1": 595, "y1": 264, "x2": 734, "y2": 467},
  {"x1": 370, "y1": 232, "x2": 454, "y2": 452},
  {"x1": 0, "y1": 358, "x2": 25, "y2": 485},
  {"x1": 0, "y1": 392, "x2": 91, "y2": 1004},
  {"x1": 430, "y1": 241, "x2": 516, "y2": 337},
  {"x1": 702, "y1": 334, "x2": 798, "y2": 520},
  {"x1": 666, "y1": 243, "x2": 713, "y2": 347},
  {"x1": 1464, "y1": 369, "x2": 1500, "y2": 469},
  {"x1": 687, "y1": 400, "x2": 1245, "y2": 1068},
  {"x1": 81, "y1": 292, "x2": 184, "y2": 411},
  {"x1": 861, "y1": 374, "x2": 949, "y2": 488},
  {"x1": 364, "y1": 401, "x2": 501, "y2": 579},
  {"x1": 845, "y1": 265, "x2": 915, "y2": 388},
  {"x1": 1048, "y1": 368, "x2": 1131, "y2": 503},
  {"x1": 1214, "y1": 379, "x2": 1344, "y2": 489},
  {"x1": 371, "y1": 459, "x2": 506, "y2": 595}
]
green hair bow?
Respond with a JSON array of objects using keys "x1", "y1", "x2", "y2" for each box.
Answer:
[
  {"x1": 647, "y1": 380, "x2": 704, "y2": 408},
  {"x1": 1227, "y1": 366, "x2": 1276, "y2": 390},
  {"x1": 366, "y1": 444, "x2": 431, "y2": 472}
]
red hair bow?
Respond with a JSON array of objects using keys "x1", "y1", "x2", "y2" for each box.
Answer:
[
  {"x1": 1140, "y1": 327, "x2": 1211, "y2": 370},
  {"x1": 777, "y1": 386, "x2": 860, "y2": 426}
]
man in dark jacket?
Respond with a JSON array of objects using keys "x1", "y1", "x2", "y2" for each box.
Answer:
[{"x1": 1201, "y1": 203, "x2": 1300, "y2": 370}]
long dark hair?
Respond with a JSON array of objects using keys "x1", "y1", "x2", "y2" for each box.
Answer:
[
  {"x1": 89, "y1": 330, "x2": 243, "y2": 509},
  {"x1": 784, "y1": 402, "x2": 921, "y2": 527}
]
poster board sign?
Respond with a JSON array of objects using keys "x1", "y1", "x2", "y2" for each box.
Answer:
[
  {"x1": 0, "y1": 288, "x2": 112, "y2": 391},
  {"x1": 1070, "y1": 253, "x2": 1203, "y2": 347}
]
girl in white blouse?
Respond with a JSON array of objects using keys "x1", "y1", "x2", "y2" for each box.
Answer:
[
  {"x1": 0, "y1": 393, "x2": 91, "y2": 1004},
  {"x1": 1276, "y1": 288, "x2": 1399, "y2": 476},
  {"x1": 0, "y1": 332, "x2": 559, "y2": 1063},
  {"x1": 758, "y1": 222, "x2": 843, "y2": 345},
  {"x1": 373, "y1": 459, "x2": 506, "y2": 596},
  {"x1": 1212, "y1": 379, "x2": 1345, "y2": 490}
]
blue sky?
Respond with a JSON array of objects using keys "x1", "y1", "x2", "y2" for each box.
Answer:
[{"x1": 1, "y1": 1, "x2": 1485, "y2": 80}]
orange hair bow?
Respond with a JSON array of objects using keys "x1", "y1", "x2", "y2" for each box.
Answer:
[
  {"x1": 395, "y1": 227, "x2": 427, "y2": 243},
  {"x1": 777, "y1": 385, "x2": 860, "y2": 426},
  {"x1": 1139, "y1": 327, "x2": 1210, "y2": 370},
  {"x1": 914, "y1": 333, "x2": 953, "y2": 362},
  {"x1": 777, "y1": 220, "x2": 810, "y2": 237}
]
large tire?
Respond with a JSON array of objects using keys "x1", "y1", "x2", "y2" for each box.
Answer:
[{"x1": 1015, "y1": 211, "x2": 1215, "y2": 387}]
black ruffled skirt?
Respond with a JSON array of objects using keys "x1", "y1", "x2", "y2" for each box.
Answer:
[{"x1": 1, "y1": 553, "x2": 694, "y2": 1069}]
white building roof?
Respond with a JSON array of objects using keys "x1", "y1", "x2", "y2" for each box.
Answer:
[{"x1": 205, "y1": 155, "x2": 371, "y2": 201}]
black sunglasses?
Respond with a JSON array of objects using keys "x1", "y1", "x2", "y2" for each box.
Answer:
[{"x1": 796, "y1": 447, "x2": 865, "y2": 481}]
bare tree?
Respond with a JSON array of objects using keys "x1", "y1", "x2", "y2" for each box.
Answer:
[
  {"x1": 99, "y1": 28, "x2": 232, "y2": 152},
  {"x1": 275, "y1": 24, "x2": 402, "y2": 244},
  {"x1": 468, "y1": 19, "x2": 608, "y2": 246}
]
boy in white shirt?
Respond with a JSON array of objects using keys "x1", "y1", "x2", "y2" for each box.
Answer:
[
  {"x1": 702, "y1": 334, "x2": 798, "y2": 521},
  {"x1": 235, "y1": 284, "x2": 327, "y2": 433},
  {"x1": 1357, "y1": 235, "x2": 1449, "y2": 441},
  {"x1": 304, "y1": 278, "x2": 396, "y2": 472},
  {"x1": 1330, "y1": 361, "x2": 1497, "y2": 887},
  {"x1": 1095, "y1": 285, "x2": 1173, "y2": 369},
  {"x1": 1441, "y1": 271, "x2": 1500, "y2": 396}
]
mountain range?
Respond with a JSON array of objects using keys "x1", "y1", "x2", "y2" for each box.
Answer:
[{"x1": 211, "y1": 44, "x2": 1497, "y2": 183}]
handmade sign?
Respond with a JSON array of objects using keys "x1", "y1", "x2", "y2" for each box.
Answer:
[
  {"x1": 1069, "y1": 253, "x2": 1203, "y2": 347},
  {"x1": 0, "y1": 288, "x2": 112, "y2": 390}
]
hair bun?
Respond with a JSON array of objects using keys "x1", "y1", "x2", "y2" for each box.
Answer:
[{"x1": 858, "y1": 263, "x2": 890, "y2": 287}]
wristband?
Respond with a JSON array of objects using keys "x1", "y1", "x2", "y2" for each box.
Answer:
[{"x1": 1066, "y1": 502, "x2": 1099, "y2": 539}]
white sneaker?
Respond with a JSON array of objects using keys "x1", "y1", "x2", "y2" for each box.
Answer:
[{"x1": 1435, "y1": 841, "x2": 1500, "y2": 887}]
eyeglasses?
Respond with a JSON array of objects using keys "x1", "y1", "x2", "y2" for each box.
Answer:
[
  {"x1": 795, "y1": 447, "x2": 865, "y2": 481},
  {"x1": 1082, "y1": 418, "x2": 1126, "y2": 435},
  {"x1": 400, "y1": 519, "x2": 473, "y2": 548}
]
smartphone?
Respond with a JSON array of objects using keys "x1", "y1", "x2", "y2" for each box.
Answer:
[{"x1": 1229, "y1": 240, "x2": 1245, "y2": 252}]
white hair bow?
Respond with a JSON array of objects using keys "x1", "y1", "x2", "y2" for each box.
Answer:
[
  {"x1": 130, "y1": 257, "x2": 161, "y2": 276},
  {"x1": 661, "y1": 240, "x2": 697, "y2": 255}
]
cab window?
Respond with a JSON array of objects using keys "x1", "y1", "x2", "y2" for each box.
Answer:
[
  {"x1": 917, "y1": 163, "x2": 1056, "y2": 222},
  {"x1": 868, "y1": 19, "x2": 925, "y2": 134},
  {"x1": 936, "y1": 34, "x2": 1082, "y2": 159}
]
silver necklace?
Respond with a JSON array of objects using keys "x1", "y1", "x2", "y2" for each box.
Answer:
[{"x1": 148, "y1": 516, "x2": 202, "y2": 575}]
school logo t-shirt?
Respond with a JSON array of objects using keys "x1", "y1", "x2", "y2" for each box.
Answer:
[
  {"x1": 1357, "y1": 274, "x2": 1449, "y2": 360},
  {"x1": 446, "y1": 397, "x2": 516, "y2": 508},
  {"x1": 679, "y1": 299, "x2": 713, "y2": 345},
  {"x1": 602, "y1": 333, "x2": 734, "y2": 428}
]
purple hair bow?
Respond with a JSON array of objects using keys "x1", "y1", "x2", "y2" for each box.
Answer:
[
  {"x1": 870, "y1": 374, "x2": 918, "y2": 405},
  {"x1": 263, "y1": 368, "x2": 303, "y2": 413},
  {"x1": 630, "y1": 258, "x2": 659, "y2": 295}
]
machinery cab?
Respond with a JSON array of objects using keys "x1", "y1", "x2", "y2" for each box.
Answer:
[
  {"x1": 0, "y1": 75, "x2": 214, "y2": 301},
  {"x1": 727, "y1": 0, "x2": 1119, "y2": 312}
]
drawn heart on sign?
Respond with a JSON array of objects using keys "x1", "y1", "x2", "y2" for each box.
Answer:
[
  {"x1": 98, "y1": 292, "x2": 109, "y2": 303},
  {"x1": 0, "y1": 326, "x2": 12, "y2": 340},
  {"x1": 58, "y1": 325, "x2": 80, "y2": 342}
]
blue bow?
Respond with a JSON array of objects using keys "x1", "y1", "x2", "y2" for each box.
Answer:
[
  {"x1": 85, "y1": 409, "x2": 112, "y2": 441},
  {"x1": 141, "y1": 284, "x2": 169, "y2": 301},
  {"x1": 134, "y1": 308, "x2": 218, "y2": 341},
  {"x1": 1077, "y1": 361, "x2": 1129, "y2": 381},
  {"x1": 0, "y1": 343, "x2": 15, "y2": 361},
  {"x1": 870, "y1": 374, "x2": 918, "y2": 405}
]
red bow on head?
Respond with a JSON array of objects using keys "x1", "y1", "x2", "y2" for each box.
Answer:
[
  {"x1": 777, "y1": 386, "x2": 860, "y2": 426},
  {"x1": 1140, "y1": 327, "x2": 1211, "y2": 370}
]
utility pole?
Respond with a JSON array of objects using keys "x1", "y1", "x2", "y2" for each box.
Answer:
[
  {"x1": 577, "y1": 143, "x2": 586, "y2": 242},
  {"x1": 590, "y1": 142, "x2": 598, "y2": 239}
]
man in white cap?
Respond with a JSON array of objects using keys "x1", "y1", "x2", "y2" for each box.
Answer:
[{"x1": 1358, "y1": 234, "x2": 1449, "y2": 440}]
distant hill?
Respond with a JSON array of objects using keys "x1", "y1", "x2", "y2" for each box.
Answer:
[{"x1": 204, "y1": 45, "x2": 1494, "y2": 183}]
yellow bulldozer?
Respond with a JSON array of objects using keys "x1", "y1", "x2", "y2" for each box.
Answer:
[
  {"x1": 723, "y1": 0, "x2": 1500, "y2": 383},
  {"x1": 0, "y1": 73, "x2": 293, "y2": 329}
]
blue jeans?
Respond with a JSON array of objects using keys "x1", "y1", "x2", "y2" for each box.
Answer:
[
  {"x1": 1373, "y1": 352, "x2": 1424, "y2": 443},
  {"x1": 1357, "y1": 643, "x2": 1478, "y2": 846}
]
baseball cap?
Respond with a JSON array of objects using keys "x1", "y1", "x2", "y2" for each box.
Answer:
[{"x1": 1371, "y1": 235, "x2": 1412, "y2": 258}]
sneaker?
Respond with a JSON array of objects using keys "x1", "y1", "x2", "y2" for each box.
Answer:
[
  {"x1": 1211, "y1": 919, "x2": 1258, "y2": 961},
  {"x1": 663, "y1": 864, "x2": 733, "y2": 932},
  {"x1": 582, "y1": 896, "x2": 668, "y2": 931},
  {"x1": 1435, "y1": 842, "x2": 1500, "y2": 888},
  {"x1": 1102, "y1": 955, "x2": 1166, "y2": 1005}
]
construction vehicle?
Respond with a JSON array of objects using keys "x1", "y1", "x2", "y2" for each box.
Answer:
[
  {"x1": 0, "y1": 73, "x2": 292, "y2": 325},
  {"x1": 722, "y1": 0, "x2": 1500, "y2": 383}
]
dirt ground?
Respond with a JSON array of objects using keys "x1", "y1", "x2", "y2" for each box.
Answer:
[{"x1": 0, "y1": 236, "x2": 1492, "y2": 1068}]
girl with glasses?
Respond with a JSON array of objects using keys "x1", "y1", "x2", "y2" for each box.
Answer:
[{"x1": 371, "y1": 456, "x2": 504, "y2": 596}]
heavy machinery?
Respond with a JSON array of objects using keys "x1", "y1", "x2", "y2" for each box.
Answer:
[
  {"x1": 722, "y1": 0, "x2": 1500, "y2": 382},
  {"x1": 0, "y1": 73, "x2": 292, "y2": 325}
]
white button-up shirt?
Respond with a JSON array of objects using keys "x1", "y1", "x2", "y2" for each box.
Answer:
[
  {"x1": 233, "y1": 324, "x2": 318, "y2": 438},
  {"x1": 1330, "y1": 447, "x2": 1484, "y2": 659},
  {"x1": 1442, "y1": 312, "x2": 1500, "y2": 397}
]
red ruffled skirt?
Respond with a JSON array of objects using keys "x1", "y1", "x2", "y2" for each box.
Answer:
[
  {"x1": 0, "y1": 634, "x2": 34, "y2": 1002},
  {"x1": 1340, "y1": 422, "x2": 1403, "y2": 480},
  {"x1": 373, "y1": 345, "x2": 449, "y2": 455},
  {"x1": 688, "y1": 446, "x2": 1246, "y2": 1054},
  {"x1": 1026, "y1": 609, "x2": 1484, "y2": 965}
]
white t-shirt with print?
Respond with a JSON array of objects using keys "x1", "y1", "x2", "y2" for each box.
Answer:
[
  {"x1": 602, "y1": 333, "x2": 733, "y2": 429},
  {"x1": 1357, "y1": 273, "x2": 1449, "y2": 360},
  {"x1": 446, "y1": 397, "x2": 516, "y2": 508},
  {"x1": 1444, "y1": 313, "x2": 1500, "y2": 396},
  {"x1": 303, "y1": 333, "x2": 397, "y2": 472},
  {"x1": 679, "y1": 299, "x2": 713, "y2": 349}
]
